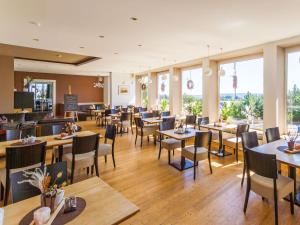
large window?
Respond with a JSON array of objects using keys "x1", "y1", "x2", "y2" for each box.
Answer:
[
  {"x1": 181, "y1": 67, "x2": 203, "y2": 115},
  {"x1": 219, "y1": 58, "x2": 263, "y2": 129},
  {"x1": 287, "y1": 50, "x2": 300, "y2": 127},
  {"x1": 157, "y1": 72, "x2": 170, "y2": 110}
]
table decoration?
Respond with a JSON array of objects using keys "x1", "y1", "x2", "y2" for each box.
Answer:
[
  {"x1": 285, "y1": 130, "x2": 299, "y2": 150},
  {"x1": 65, "y1": 122, "x2": 77, "y2": 135}
]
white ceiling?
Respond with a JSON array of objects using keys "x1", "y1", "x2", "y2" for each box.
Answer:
[{"x1": 1, "y1": 0, "x2": 300, "y2": 76}]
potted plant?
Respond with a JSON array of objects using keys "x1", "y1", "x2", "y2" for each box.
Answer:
[
  {"x1": 18, "y1": 167, "x2": 66, "y2": 212},
  {"x1": 160, "y1": 99, "x2": 169, "y2": 111}
]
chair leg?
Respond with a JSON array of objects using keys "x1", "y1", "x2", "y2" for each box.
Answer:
[
  {"x1": 147, "y1": 136, "x2": 150, "y2": 142},
  {"x1": 243, "y1": 181, "x2": 250, "y2": 213},
  {"x1": 51, "y1": 153, "x2": 55, "y2": 165},
  {"x1": 87, "y1": 167, "x2": 90, "y2": 175},
  {"x1": 173, "y1": 150, "x2": 175, "y2": 156},
  {"x1": 91, "y1": 165, "x2": 94, "y2": 175},
  {"x1": 95, "y1": 161, "x2": 100, "y2": 177},
  {"x1": 241, "y1": 161, "x2": 246, "y2": 186},
  {"x1": 121, "y1": 124, "x2": 123, "y2": 136},
  {"x1": 4, "y1": 178, "x2": 10, "y2": 206},
  {"x1": 112, "y1": 152, "x2": 116, "y2": 168},
  {"x1": 236, "y1": 143, "x2": 239, "y2": 162},
  {"x1": 208, "y1": 154, "x2": 213, "y2": 174},
  {"x1": 158, "y1": 144, "x2": 162, "y2": 160},
  {"x1": 168, "y1": 151, "x2": 171, "y2": 165},
  {"x1": 274, "y1": 195, "x2": 279, "y2": 225},
  {"x1": 71, "y1": 162, "x2": 75, "y2": 184},
  {"x1": 105, "y1": 155, "x2": 107, "y2": 163},
  {"x1": 141, "y1": 135, "x2": 143, "y2": 147},
  {"x1": 0, "y1": 183, "x2": 3, "y2": 201},
  {"x1": 193, "y1": 160, "x2": 196, "y2": 180},
  {"x1": 135, "y1": 134, "x2": 137, "y2": 145},
  {"x1": 290, "y1": 192, "x2": 294, "y2": 215}
]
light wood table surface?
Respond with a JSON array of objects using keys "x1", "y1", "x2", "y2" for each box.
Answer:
[
  {"x1": 3, "y1": 177, "x2": 139, "y2": 225},
  {"x1": 157, "y1": 129, "x2": 198, "y2": 171},
  {"x1": 0, "y1": 131, "x2": 101, "y2": 159},
  {"x1": 142, "y1": 117, "x2": 162, "y2": 124}
]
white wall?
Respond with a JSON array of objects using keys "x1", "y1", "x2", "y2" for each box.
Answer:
[{"x1": 111, "y1": 73, "x2": 135, "y2": 107}]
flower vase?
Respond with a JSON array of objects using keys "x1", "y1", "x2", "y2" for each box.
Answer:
[
  {"x1": 41, "y1": 193, "x2": 56, "y2": 213},
  {"x1": 288, "y1": 141, "x2": 295, "y2": 150}
]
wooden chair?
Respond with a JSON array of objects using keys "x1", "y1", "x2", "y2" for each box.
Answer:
[
  {"x1": 20, "y1": 126, "x2": 36, "y2": 138},
  {"x1": 185, "y1": 115, "x2": 197, "y2": 129},
  {"x1": 104, "y1": 109, "x2": 112, "y2": 126},
  {"x1": 222, "y1": 123, "x2": 249, "y2": 162},
  {"x1": 158, "y1": 119, "x2": 181, "y2": 164},
  {"x1": 161, "y1": 111, "x2": 171, "y2": 117},
  {"x1": 243, "y1": 147, "x2": 294, "y2": 225},
  {"x1": 182, "y1": 131, "x2": 213, "y2": 180},
  {"x1": 0, "y1": 141, "x2": 46, "y2": 205},
  {"x1": 241, "y1": 131, "x2": 259, "y2": 186},
  {"x1": 134, "y1": 117, "x2": 157, "y2": 147},
  {"x1": 62, "y1": 133, "x2": 99, "y2": 184},
  {"x1": 141, "y1": 112, "x2": 154, "y2": 119},
  {"x1": 265, "y1": 127, "x2": 280, "y2": 143},
  {"x1": 139, "y1": 107, "x2": 147, "y2": 113},
  {"x1": 98, "y1": 125, "x2": 117, "y2": 167},
  {"x1": 4, "y1": 129, "x2": 21, "y2": 141},
  {"x1": 152, "y1": 110, "x2": 160, "y2": 117},
  {"x1": 197, "y1": 117, "x2": 209, "y2": 129},
  {"x1": 10, "y1": 161, "x2": 67, "y2": 204},
  {"x1": 117, "y1": 112, "x2": 133, "y2": 135}
]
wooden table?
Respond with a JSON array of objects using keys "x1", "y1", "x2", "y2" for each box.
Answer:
[
  {"x1": 157, "y1": 129, "x2": 198, "y2": 171},
  {"x1": 142, "y1": 117, "x2": 162, "y2": 124},
  {"x1": 3, "y1": 177, "x2": 139, "y2": 225},
  {"x1": 0, "y1": 131, "x2": 100, "y2": 161},
  {"x1": 200, "y1": 123, "x2": 236, "y2": 157},
  {"x1": 252, "y1": 139, "x2": 300, "y2": 206}
]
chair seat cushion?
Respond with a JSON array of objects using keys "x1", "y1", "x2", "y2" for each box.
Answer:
[
  {"x1": 0, "y1": 163, "x2": 41, "y2": 187},
  {"x1": 118, "y1": 121, "x2": 131, "y2": 127},
  {"x1": 251, "y1": 174, "x2": 294, "y2": 199},
  {"x1": 182, "y1": 146, "x2": 208, "y2": 161},
  {"x1": 98, "y1": 143, "x2": 112, "y2": 156},
  {"x1": 138, "y1": 125, "x2": 158, "y2": 136},
  {"x1": 63, "y1": 152, "x2": 95, "y2": 172},
  {"x1": 223, "y1": 137, "x2": 242, "y2": 149},
  {"x1": 161, "y1": 138, "x2": 181, "y2": 150}
]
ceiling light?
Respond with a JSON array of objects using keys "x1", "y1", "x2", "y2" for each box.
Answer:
[
  {"x1": 203, "y1": 45, "x2": 213, "y2": 77},
  {"x1": 98, "y1": 35, "x2": 104, "y2": 38},
  {"x1": 114, "y1": 52, "x2": 118, "y2": 55},
  {"x1": 29, "y1": 21, "x2": 41, "y2": 27},
  {"x1": 130, "y1": 17, "x2": 138, "y2": 21},
  {"x1": 138, "y1": 44, "x2": 142, "y2": 47},
  {"x1": 79, "y1": 46, "x2": 85, "y2": 49},
  {"x1": 32, "y1": 38, "x2": 39, "y2": 42}
]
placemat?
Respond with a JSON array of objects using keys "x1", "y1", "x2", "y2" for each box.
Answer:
[{"x1": 19, "y1": 197, "x2": 86, "y2": 225}]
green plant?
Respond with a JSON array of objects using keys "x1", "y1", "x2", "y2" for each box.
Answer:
[
  {"x1": 160, "y1": 98, "x2": 169, "y2": 111},
  {"x1": 191, "y1": 100, "x2": 202, "y2": 116}
]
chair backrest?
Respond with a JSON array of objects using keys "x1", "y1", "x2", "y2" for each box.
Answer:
[
  {"x1": 120, "y1": 112, "x2": 131, "y2": 122},
  {"x1": 20, "y1": 126, "x2": 37, "y2": 138},
  {"x1": 244, "y1": 148, "x2": 277, "y2": 179},
  {"x1": 6, "y1": 141, "x2": 46, "y2": 170},
  {"x1": 5, "y1": 129, "x2": 21, "y2": 141},
  {"x1": 194, "y1": 131, "x2": 212, "y2": 150},
  {"x1": 134, "y1": 107, "x2": 141, "y2": 114},
  {"x1": 159, "y1": 120, "x2": 175, "y2": 131},
  {"x1": 162, "y1": 116, "x2": 175, "y2": 125},
  {"x1": 265, "y1": 127, "x2": 280, "y2": 143},
  {"x1": 236, "y1": 123, "x2": 250, "y2": 137},
  {"x1": 114, "y1": 105, "x2": 122, "y2": 110},
  {"x1": 161, "y1": 111, "x2": 171, "y2": 117},
  {"x1": 72, "y1": 134, "x2": 99, "y2": 155},
  {"x1": 40, "y1": 123, "x2": 65, "y2": 136},
  {"x1": 121, "y1": 107, "x2": 128, "y2": 112},
  {"x1": 139, "y1": 107, "x2": 147, "y2": 113},
  {"x1": 134, "y1": 117, "x2": 144, "y2": 128},
  {"x1": 105, "y1": 125, "x2": 117, "y2": 142},
  {"x1": 104, "y1": 109, "x2": 112, "y2": 117},
  {"x1": 10, "y1": 161, "x2": 68, "y2": 203},
  {"x1": 241, "y1": 132, "x2": 259, "y2": 151},
  {"x1": 186, "y1": 115, "x2": 197, "y2": 125},
  {"x1": 198, "y1": 117, "x2": 209, "y2": 126},
  {"x1": 141, "y1": 112, "x2": 153, "y2": 119},
  {"x1": 152, "y1": 110, "x2": 160, "y2": 117}
]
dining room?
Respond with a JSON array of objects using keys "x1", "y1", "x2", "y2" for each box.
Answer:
[{"x1": 1, "y1": 0, "x2": 300, "y2": 225}]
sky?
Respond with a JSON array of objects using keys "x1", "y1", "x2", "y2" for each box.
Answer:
[{"x1": 287, "y1": 51, "x2": 300, "y2": 91}]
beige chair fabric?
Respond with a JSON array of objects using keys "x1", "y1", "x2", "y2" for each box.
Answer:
[
  {"x1": 63, "y1": 152, "x2": 95, "y2": 173},
  {"x1": 98, "y1": 143, "x2": 112, "y2": 156},
  {"x1": 250, "y1": 173, "x2": 294, "y2": 200},
  {"x1": 222, "y1": 137, "x2": 242, "y2": 149},
  {"x1": 182, "y1": 146, "x2": 208, "y2": 161},
  {"x1": 161, "y1": 138, "x2": 181, "y2": 150}
]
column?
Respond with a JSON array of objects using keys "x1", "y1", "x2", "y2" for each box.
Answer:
[
  {"x1": 202, "y1": 58, "x2": 219, "y2": 122},
  {"x1": 0, "y1": 56, "x2": 14, "y2": 113},
  {"x1": 263, "y1": 44, "x2": 285, "y2": 133},
  {"x1": 135, "y1": 75, "x2": 142, "y2": 106},
  {"x1": 103, "y1": 73, "x2": 112, "y2": 107},
  {"x1": 169, "y1": 67, "x2": 182, "y2": 115}
]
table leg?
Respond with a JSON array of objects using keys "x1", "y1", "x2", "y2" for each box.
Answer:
[
  {"x1": 211, "y1": 130, "x2": 232, "y2": 157},
  {"x1": 170, "y1": 139, "x2": 194, "y2": 171}
]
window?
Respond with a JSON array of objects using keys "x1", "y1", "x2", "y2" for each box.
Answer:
[
  {"x1": 181, "y1": 67, "x2": 203, "y2": 115},
  {"x1": 287, "y1": 50, "x2": 300, "y2": 128},
  {"x1": 219, "y1": 58, "x2": 264, "y2": 129},
  {"x1": 157, "y1": 72, "x2": 170, "y2": 110},
  {"x1": 140, "y1": 76, "x2": 149, "y2": 107}
]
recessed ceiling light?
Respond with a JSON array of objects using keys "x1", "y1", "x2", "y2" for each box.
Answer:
[
  {"x1": 32, "y1": 38, "x2": 39, "y2": 42},
  {"x1": 138, "y1": 44, "x2": 142, "y2": 47},
  {"x1": 79, "y1": 46, "x2": 85, "y2": 49},
  {"x1": 98, "y1": 35, "x2": 104, "y2": 38},
  {"x1": 29, "y1": 21, "x2": 41, "y2": 27},
  {"x1": 114, "y1": 52, "x2": 118, "y2": 55},
  {"x1": 56, "y1": 54, "x2": 62, "y2": 58},
  {"x1": 130, "y1": 17, "x2": 138, "y2": 21}
]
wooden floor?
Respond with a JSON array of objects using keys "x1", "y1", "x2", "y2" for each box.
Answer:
[
  {"x1": 2, "y1": 120, "x2": 299, "y2": 224},
  {"x1": 75, "y1": 120, "x2": 300, "y2": 225}
]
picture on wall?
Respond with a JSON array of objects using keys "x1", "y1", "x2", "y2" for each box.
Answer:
[{"x1": 118, "y1": 85, "x2": 130, "y2": 95}]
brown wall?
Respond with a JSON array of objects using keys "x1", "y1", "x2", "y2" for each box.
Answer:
[
  {"x1": 0, "y1": 56, "x2": 14, "y2": 113},
  {"x1": 14, "y1": 71, "x2": 103, "y2": 114}
]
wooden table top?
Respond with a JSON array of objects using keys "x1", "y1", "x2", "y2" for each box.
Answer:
[
  {"x1": 0, "y1": 131, "x2": 99, "y2": 155},
  {"x1": 142, "y1": 117, "x2": 162, "y2": 124},
  {"x1": 200, "y1": 123, "x2": 236, "y2": 132},
  {"x1": 252, "y1": 139, "x2": 300, "y2": 169},
  {"x1": 3, "y1": 177, "x2": 139, "y2": 225},
  {"x1": 157, "y1": 129, "x2": 199, "y2": 140}
]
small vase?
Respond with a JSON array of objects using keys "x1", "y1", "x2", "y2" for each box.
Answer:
[
  {"x1": 288, "y1": 141, "x2": 295, "y2": 150},
  {"x1": 41, "y1": 193, "x2": 56, "y2": 213}
]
